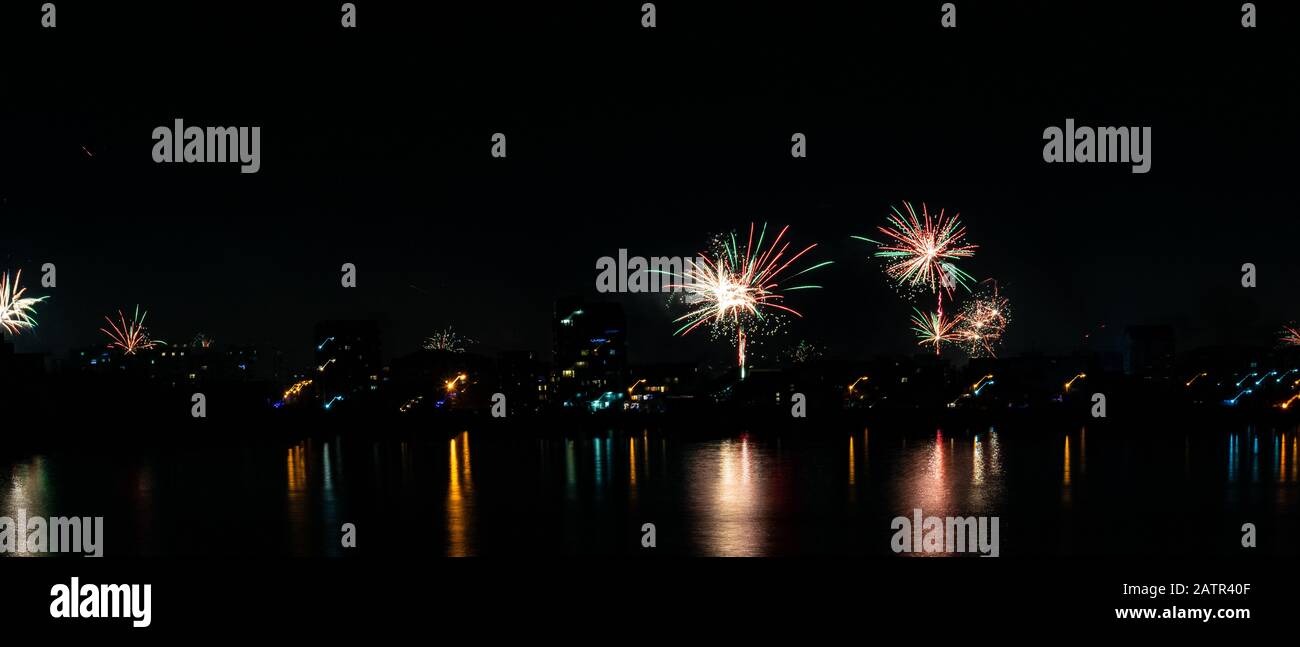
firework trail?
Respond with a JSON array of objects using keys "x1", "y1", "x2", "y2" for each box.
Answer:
[
  {"x1": 667, "y1": 222, "x2": 831, "y2": 379},
  {"x1": 424, "y1": 326, "x2": 475, "y2": 352},
  {"x1": 956, "y1": 280, "x2": 1010, "y2": 358},
  {"x1": 100, "y1": 305, "x2": 164, "y2": 355},
  {"x1": 911, "y1": 307, "x2": 963, "y2": 356},
  {"x1": 0, "y1": 270, "x2": 48, "y2": 336}
]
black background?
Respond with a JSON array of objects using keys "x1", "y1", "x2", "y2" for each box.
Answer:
[{"x1": 2, "y1": 1, "x2": 1296, "y2": 370}]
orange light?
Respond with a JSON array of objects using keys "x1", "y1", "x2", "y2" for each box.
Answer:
[{"x1": 1064, "y1": 373, "x2": 1086, "y2": 392}]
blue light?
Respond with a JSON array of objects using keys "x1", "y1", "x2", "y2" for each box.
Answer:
[{"x1": 1225, "y1": 388, "x2": 1254, "y2": 406}]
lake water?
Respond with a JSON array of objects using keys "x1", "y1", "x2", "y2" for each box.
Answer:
[{"x1": 2, "y1": 423, "x2": 1298, "y2": 557}]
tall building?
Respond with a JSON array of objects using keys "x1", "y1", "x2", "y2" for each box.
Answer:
[
  {"x1": 313, "y1": 320, "x2": 382, "y2": 408},
  {"x1": 552, "y1": 298, "x2": 627, "y2": 409}
]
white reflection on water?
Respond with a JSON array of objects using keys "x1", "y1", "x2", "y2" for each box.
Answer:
[
  {"x1": 2, "y1": 455, "x2": 49, "y2": 557},
  {"x1": 687, "y1": 435, "x2": 771, "y2": 557}
]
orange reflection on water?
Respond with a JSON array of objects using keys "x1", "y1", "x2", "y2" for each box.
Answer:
[
  {"x1": 447, "y1": 431, "x2": 474, "y2": 557},
  {"x1": 848, "y1": 436, "x2": 855, "y2": 486},
  {"x1": 286, "y1": 442, "x2": 310, "y2": 556},
  {"x1": 629, "y1": 436, "x2": 640, "y2": 492},
  {"x1": 1063, "y1": 436, "x2": 1071, "y2": 486},
  {"x1": 1281, "y1": 434, "x2": 1288, "y2": 484}
]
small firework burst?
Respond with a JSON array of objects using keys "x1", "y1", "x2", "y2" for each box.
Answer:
[
  {"x1": 1282, "y1": 324, "x2": 1300, "y2": 348},
  {"x1": 666, "y1": 222, "x2": 830, "y2": 379},
  {"x1": 956, "y1": 280, "x2": 1010, "y2": 357},
  {"x1": 424, "y1": 326, "x2": 475, "y2": 352},
  {"x1": 100, "y1": 305, "x2": 164, "y2": 355},
  {"x1": 0, "y1": 269, "x2": 48, "y2": 336},
  {"x1": 784, "y1": 339, "x2": 823, "y2": 364},
  {"x1": 911, "y1": 307, "x2": 963, "y2": 356},
  {"x1": 192, "y1": 333, "x2": 214, "y2": 348}
]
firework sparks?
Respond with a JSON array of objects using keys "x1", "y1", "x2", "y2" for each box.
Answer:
[
  {"x1": 424, "y1": 326, "x2": 475, "y2": 352},
  {"x1": 911, "y1": 307, "x2": 963, "y2": 356},
  {"x1": 100, "y1": 305, "x2": 163, "y2": 355},
  {"x1": 192, "y1": 333, "x2": 214, "y2": 348},
  {"x1": 1281, "y1": 324, "x2": 1300, "y2": 348},
  {"x1": 0, "y1": 270, "x2": 48, "y2": 335},
  {"x1": 955, "y1": 280, "x2": 1010, "y2": 357},
  {"x1": 784, "y1": 339, "x2": 823, "y2": 364},
  {"x1": 667, "y1": 222, "x2": 831, "y2": 379},
  {"x1": 854, "y1": 201, "x2": 977, "y2": 307}
]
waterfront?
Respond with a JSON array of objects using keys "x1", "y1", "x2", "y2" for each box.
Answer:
[{"x1": 2, "y1": 423, "x2": 1298, "y2": 557}]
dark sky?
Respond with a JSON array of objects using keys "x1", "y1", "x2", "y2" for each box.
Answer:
[{"x1": 1, "y1": 2, "x2": 1297, "y2": 369}]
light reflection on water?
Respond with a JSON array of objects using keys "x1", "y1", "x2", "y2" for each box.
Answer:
[
  {"x1": 447, "y1": 431, "x2": 474, "y2": 557},
  {"x1": 3, "y1": 424, "x2": 1300, "y2": 557},
  {"x1": 1, "y1": 455, "x2": 49, "y2": 557},
  {"x1": 687, "y1": 435, "x2": 771, "y2": 557},
  {"x1": 892, "y1": 429, "x2": 1005, "y2": 522}
]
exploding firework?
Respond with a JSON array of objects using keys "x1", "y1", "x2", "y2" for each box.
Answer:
[
  {"x1": 911, "y1": 307, "x2": 963, "y2": 356},
  {"x1": 192, "y1": 333, "x2": 214, "y2": 348},
  {"x1": 854, "y1": 201, "x2": 977, "y2": 308},
  {"x1": 424, "y1": 326, "x2": 475, "y2": 352},
  {"x1": 667, "y1": 222, "x2": 830, "y2": 379},
  {"x1": 1282, "y1": 324, "x2": 1300, "y2": 348},
  {"x1": 0, "y1": 270, "x2": 48, "y2": 336},
  {"x1": 100, "y1": 305, "x2": 164, "y2": 355},
  {"x1": 956, "y1": 280, "x2": 1010, "y2": 357},
  {"x1": 784, "y1": 339, "x2": 823, "y2": 364}
]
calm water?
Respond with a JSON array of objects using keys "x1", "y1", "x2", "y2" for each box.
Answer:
[{"x1": 2, "y1": 424, "x2": 1298, "y2": 557}]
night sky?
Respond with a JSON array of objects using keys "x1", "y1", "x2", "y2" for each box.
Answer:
[{"x1": 1, "y1": 2, "x2": 1296, "y2": 369}]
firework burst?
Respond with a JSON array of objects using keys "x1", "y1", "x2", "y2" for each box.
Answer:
[
  {"x1": 956, "y1": 280, "x2": 1010, "y2": 357},
  {"x1": 911, "y1": 307, "x2": 963, "y2": 356},
  {"x1": 424, "y1": 326, "x2": 475, "y2": 352},
  {"x1": 100, "y1": 305, "x2": 164, "y2": 355},
  {"x1": 0, "y1": 270, "x2": 48, "y2": 336},
  {"x1": 1282, "y1": 324, "x2": 1300, "y2": 348},
  {"x1": 854, "y1": 201, "x2": 977, "y2": 305},
  {"x1": 667, "y1": 222, "x2": 831, "y2": 379}
]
